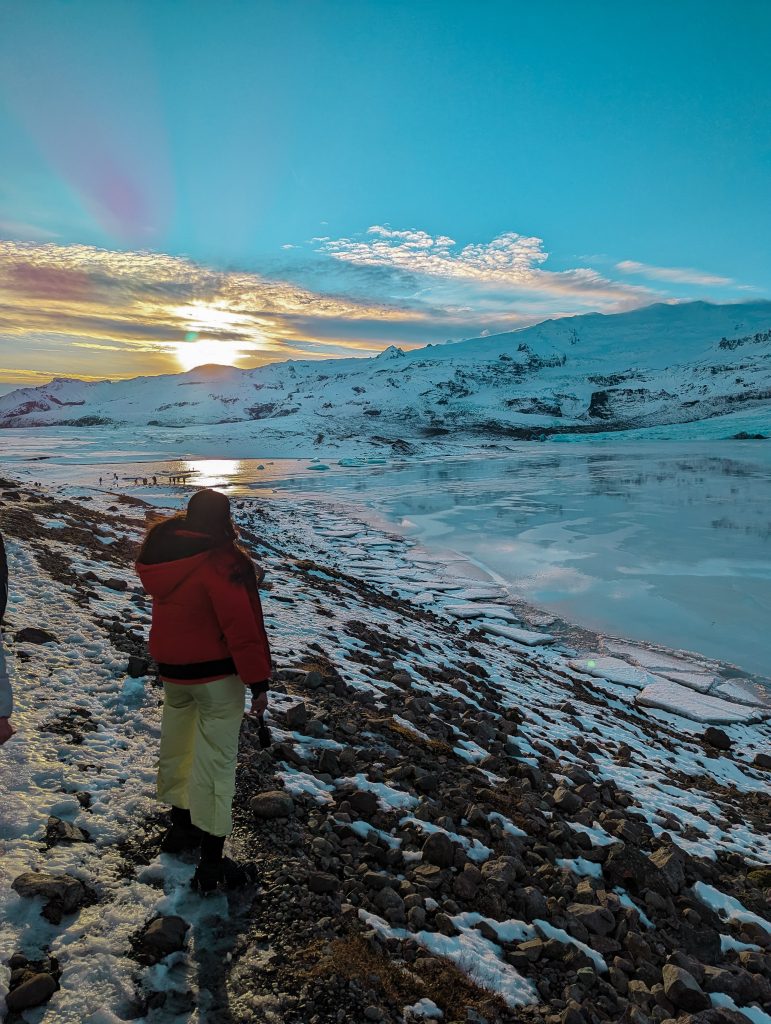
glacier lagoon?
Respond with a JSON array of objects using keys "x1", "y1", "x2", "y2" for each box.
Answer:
[
  {"x1": 262, "y1": 442, "x2": 771, "y2": 685},
  {"x1": 2, "y1": 430, "x2": 770, "y2": 685}
]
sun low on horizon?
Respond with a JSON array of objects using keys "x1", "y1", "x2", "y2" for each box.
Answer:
[{"x1": 172, "y1": 302, "x2": 258, "y2": 371}]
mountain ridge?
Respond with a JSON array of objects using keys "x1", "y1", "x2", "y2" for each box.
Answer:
[{"x1": 1, "y1": 300, "x2": 770, "y2": 451}]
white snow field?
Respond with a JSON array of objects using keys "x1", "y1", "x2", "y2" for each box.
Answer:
[
  {"x1": 0, "y1": 478, "x2": 769, "y2": 1021},
  {"x1": 0, "y1": 300, "x2": 769, "y2": 451}
]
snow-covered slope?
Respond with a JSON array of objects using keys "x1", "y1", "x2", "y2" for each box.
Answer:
[{"x1": 1, "y1": 301, "x2": 770, "y2": 452}]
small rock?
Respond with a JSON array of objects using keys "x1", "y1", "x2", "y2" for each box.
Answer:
[
  {"x1": 553, "y1": 786, "x2": 583, "y2": 813},
  {"x1": 250, "y1": 791, "x2": 294, "y2": 818},
  {"x1": 348, "y1": 790, "x2": 379, "y2": 817},
  {"x1": 11, "y1": 871, "x2": 86, "y2": 916},
  {"x1": 45, "y1": 816, "x2": 89, "y2": 846},
  {"x1": 753, "y1": 752, "x2": 771, "y2": 770},
  {"x1": 364, "y1": 1007, "x2": 384, "y2": 1022},
  {"x1": 391, "y1": 671, "x2": 412, "y2": 688},
  {"x1": 703, "y1": 727, "x2": 732, "y2": 752},
  {"x1": 303, "y1": 669, "x2": 325, "y2": 690},
  {"x1": 422, "y1": 830, "x2": 456, "y2": 869},
  {"x1": 567, "y1": 902, "x2": 616, "y2": 935},
  {"x1": 140, "y1": 916, "x2": 189, "y2": 960},
  {"x1": 308, "y1": 872, "x2": 338, "y2": 894},
  {"x1": 518, "y1": 939, "x2": 545, "y2": 962},
  {"x1": 375, "y1": 886, "x2": 404, "y2": 912},
  {"x1": 6, "y1": 973, "x2": 57, "y2": 1012},
  {"x1": 285, "y1": 702, "x2": 308, "y2": 729},
  {"x1": 480, "y1": 856, "x2": 520, "y2": 892},
  {"x1": 15, "y1": 627, "x2": 58, "y2": 645},
  {"x1": 648, "y1": 846, "x2": 686, "y2": 894},
  {"x1": 127, "y1": 655, "x2": 150, "y2": 678},
  {"x1": 662, "y1": 964, "x2": 710, "y2": 1012},
  {"x1": 102, "y1": 577, "x2": 128, "y2": 592},
  {"x1": 363, "y1": 871, "x2": 391, "y2": 890}
]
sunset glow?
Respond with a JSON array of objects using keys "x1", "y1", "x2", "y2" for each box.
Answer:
[{"x1": 173, "y1": 336, "x2": 247, "y2": 372}]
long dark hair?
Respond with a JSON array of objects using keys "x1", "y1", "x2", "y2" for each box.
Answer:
[{"x1": 138, "y1": 490, "x2": 260, "y2": 591}]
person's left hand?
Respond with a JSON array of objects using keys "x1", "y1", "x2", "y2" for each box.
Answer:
[{"x1": 250, "y1": 691, "x2": 268, "y2": 717}]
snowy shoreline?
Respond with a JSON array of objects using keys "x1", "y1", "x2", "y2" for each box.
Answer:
[{"x1": 0, "y1": 476, "x2": 770, "y2": 1023}]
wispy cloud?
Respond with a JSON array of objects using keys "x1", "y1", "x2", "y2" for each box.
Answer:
[
  {"x1": 318, "y1": 225, "x2": 656, "y2": 308},
  {"x1": 616, "y1": 260, "x2": 733, "y2": 286}
]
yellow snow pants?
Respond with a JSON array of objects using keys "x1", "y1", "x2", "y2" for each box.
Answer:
[{"x1": 157, "y1": 675, "x2": 245, "y2": 837}]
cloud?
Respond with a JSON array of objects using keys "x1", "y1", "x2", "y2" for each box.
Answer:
[
  {"x1": 0, "y1": 240, "x2": 435, "y2": 385},
  {"x1": 318, "y1": 226, "x2": 655, "y2": 309},
  {"x1": 0, "y1": 227, "x2": 749, "y2": 390},
  {"x1": 616, "y1": 260, "x2": 733, "y2": 286}
]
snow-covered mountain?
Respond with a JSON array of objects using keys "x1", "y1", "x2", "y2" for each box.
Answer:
[{"x1": 1, "y1": 300, "x2": 770, "y2": 453}]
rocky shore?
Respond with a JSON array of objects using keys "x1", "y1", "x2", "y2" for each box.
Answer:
[{"x1": 0, "y1": 477, "x2": 769, "y2": 1024}]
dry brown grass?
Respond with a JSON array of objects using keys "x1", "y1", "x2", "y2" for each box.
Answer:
[
  {"x1": 386, "y1": 718, "x2": 453, "y2": 754},
  {"x1": 302, "y1": 933, "x2": 508, "y2": 1021}
]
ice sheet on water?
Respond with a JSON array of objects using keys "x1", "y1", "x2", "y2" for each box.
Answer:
[
  {"x1": 714, "y1": 680, "x2": 767, "y2": 707},
  {"x1": 444, "y1": 603, "x2": 519, "y2": 621},
  {"x1": 568, "y1": 656, "x2": 659, "y2": 689},
  {"x1": 636, "y1": 680, "x2": 767, "y2": 724},
  {"x1": 657, "y1": 669, "x2": 716, "y2": 693},
  {"x1": 482, "y1": 622, "x2": 555, "y2": 646}
]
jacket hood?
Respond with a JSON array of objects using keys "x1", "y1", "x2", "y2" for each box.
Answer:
[
  {"x1": 136, "y1": 550, "x2": 213, "y2": 599},
  {"x1": 136, "y1": 519, "x2": 223, "y2": 599}
]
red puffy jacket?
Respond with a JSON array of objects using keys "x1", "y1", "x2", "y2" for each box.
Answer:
[{"x1": 136, "y1": 525, "x2": 271, "y2": 687}]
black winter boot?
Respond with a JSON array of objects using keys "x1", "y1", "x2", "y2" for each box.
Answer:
[
  {"x1": 192, "y1": 833, "x2": 253, "y2": 894},
  {"x1": 160, "y1": 806, "x2": 203, "y2": 854}
]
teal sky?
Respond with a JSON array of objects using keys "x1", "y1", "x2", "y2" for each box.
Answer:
[{"x1": 0, "y1": 0, "x2": 768, "y2": 387}]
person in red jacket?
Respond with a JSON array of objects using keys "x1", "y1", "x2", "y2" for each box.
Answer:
[{"x1": 136, "y1": 488, "x2": 271, "y2": 892}]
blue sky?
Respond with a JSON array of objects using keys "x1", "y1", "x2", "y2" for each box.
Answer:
[{"x1": 0, "y1": 0, "x2": 769, "y2": 386}]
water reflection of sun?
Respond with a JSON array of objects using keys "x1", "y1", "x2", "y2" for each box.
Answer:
[{"x1": 179, "y1": 459, "x2": 243, "y2": 487}]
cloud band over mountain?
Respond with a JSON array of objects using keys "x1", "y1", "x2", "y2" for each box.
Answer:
[{"x1": 0, "y1": 230, "x2": 754, "y2": 387}]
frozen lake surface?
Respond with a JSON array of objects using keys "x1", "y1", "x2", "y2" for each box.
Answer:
[{"x1": 2, "y1": 429, "x2": 770, "y2": 685}]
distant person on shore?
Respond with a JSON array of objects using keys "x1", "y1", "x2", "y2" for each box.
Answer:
[
  {"x1": 0, "y1": 532, "x2": 14, "y2": 746},
  {"x1": 136, "y1": 489, "x2": 271, "y2": 893}
]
